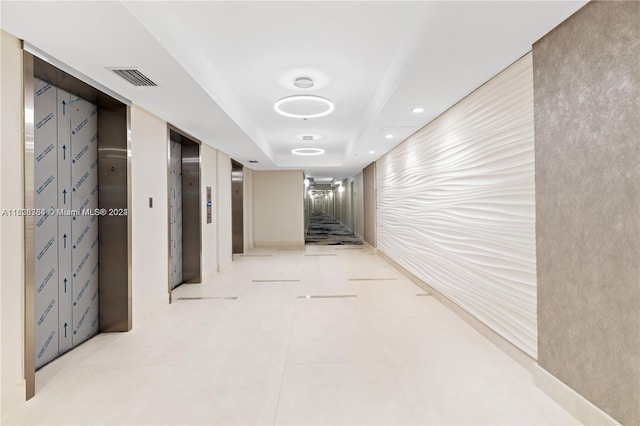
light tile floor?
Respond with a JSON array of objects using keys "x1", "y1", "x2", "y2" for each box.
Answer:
[{"x1": 2, "y1": 246, "x2": 581, "y2": 425}]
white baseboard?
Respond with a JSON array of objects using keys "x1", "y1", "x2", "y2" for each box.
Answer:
[
  {"x1": 534, "y1": 365, "x2": 620, "y2": 426},
  {"x1": 363, "y1": 241, "x2": 377, "y2": 254}
]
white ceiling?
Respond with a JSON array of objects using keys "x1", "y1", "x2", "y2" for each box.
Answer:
[{"x1": 1, "y1": 1, "x2": 587, "y2": 181}]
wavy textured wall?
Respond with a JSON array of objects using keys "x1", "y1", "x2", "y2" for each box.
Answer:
[{"x1": 377, "y1": 54, "x2": 537, "y2": 357}]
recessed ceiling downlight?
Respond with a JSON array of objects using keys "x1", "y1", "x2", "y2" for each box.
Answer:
[
  {"x1": 274, "y1": 95, "x2": 334, "y2": 118},
  {"x1": 291, "y1": 148, "x2": 325, "y2": 156}
]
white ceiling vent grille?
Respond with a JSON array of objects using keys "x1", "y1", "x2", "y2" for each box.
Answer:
[{"x1": 109, "y1": 68, "x2": 157, "y2": 87}]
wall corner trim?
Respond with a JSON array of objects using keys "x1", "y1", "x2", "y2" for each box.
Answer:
[
  {"x1": 533, "y1": 365, "x2": 620, "y2": 426},
  {"x1": 363, "y1": 240, "x2": 377, "y2": 254},
  {"x1": 217, "y1": 257, "x2": 233, "y2": 272}
]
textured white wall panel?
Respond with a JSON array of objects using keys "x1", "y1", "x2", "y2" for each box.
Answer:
[{"x1": 377, "y1": 54, "x2": 537, "y2": 357}]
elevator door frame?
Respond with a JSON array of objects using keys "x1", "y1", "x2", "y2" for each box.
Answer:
[
  {"x1": 23, "y1": 51, "x2": 132, "y2": 400},
  {"x1": 167, "y1": 126, "x2": 202, "y2": 300}
]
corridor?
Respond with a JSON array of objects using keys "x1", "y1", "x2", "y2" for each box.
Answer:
[
  {"x1": 3, "y1": 246, "x2": 578, "y2": 425},
  {"x1": 305, "y1": 213, "x2": 363, "y2": 245}
]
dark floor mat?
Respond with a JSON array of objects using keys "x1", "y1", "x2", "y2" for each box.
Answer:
[{"x1": 305, "y1": 213, "x2": 363, "y2": 245}]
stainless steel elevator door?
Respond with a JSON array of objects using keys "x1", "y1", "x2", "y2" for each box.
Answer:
[
  {"x1": 34, "y1": 78, "x2": 99, "y2": 369},
  {"x1": 168, "y1": 130, "x2": 201, "y2": 288},
  {"x1": 180, "y1": 140, "x2": 201, "y2": 284},
  {"x1": 169, "y1": 141, "x2": 183, "y2": 288},
  {"x1": 231, "y1": 161, "x2": 244, "y2": 254}
]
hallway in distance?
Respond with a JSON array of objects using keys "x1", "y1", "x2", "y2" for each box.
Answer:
[{"x1": 305, "y1": 213, "x2": 363, "y2": 246}]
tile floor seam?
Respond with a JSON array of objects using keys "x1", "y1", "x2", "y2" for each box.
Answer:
[
  {"x1": 285, "y1": 361, "x2": 391, "y2": 365},
  {"x1": 271, "y1": 300, "x2": 297, "y2": 426}
]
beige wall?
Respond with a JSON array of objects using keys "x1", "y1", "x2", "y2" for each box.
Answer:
[
  {"x1": 335, "y1": 173, "x2": 364, "y2": 237},
  {"x1": 353, "y1": 173, "x2": 364, "y2": 238},
  {"x1": 0, "y1": 30, "x2": 26, "y2": 418},
  {"x1": 201, "y1": 144, "x2": 218, "y2": 277},
  {"x1": 242, "y1": 167, "x2": 254, "y2": 251},
  {"x1": 253, "y1": 170, "x2": 304, "y2": 246},
  {"x1": 130, "y1": 106, "x2": 169, "y2": 325},
  {"x1": 303, "y1": 176, "x2": 310, "y2": 233},
  {"x1": 534, "y1": 2, "x2": 640, "y2": 424},
  {"x1": 335, "y1": 182, "x2": 344, "y2": 224},
  {"x1": 335, "y1": 178, "x2": 354, "y2": 231},
  {"x1": 362, "y1": 162, "x2": 376, "y2": 247},
  {"x1": 216, "y1": 152, "x2": 232, "y2": 269}
]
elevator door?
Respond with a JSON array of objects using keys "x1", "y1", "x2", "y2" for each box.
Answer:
[
  {"x1": 231, "y1": 160, "x2": 244, "y2": 254},
  {"x1": 169, "y1": 141, "x2": 183, "y2": 288},
  {"x1": 34, "y1": 78, "x2": 99, "y2": 369}
]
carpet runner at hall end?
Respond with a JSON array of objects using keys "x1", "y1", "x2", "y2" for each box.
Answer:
[{"x1": 305, "y1": 213, "x2": 363, "y2": 245}]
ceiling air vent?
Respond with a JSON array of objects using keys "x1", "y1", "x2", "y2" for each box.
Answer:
[{"x1": 109, "y1": 68, "x2": 157, "y2": 87}]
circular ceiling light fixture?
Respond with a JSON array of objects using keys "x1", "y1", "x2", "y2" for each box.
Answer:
[
  {"x1": 412, "y1": 107, "x2": 424, "y2": 114},
  {"x1": 296, "y1": 134, "x2": 322, "y2": 142},
  {"x1": 291, "y1": 148, "x2": 325, "y2": 156},
  {"x1": 369, "y1": 150, "x2": 376, "y2": 154},
  {"x1": 385, "y1": 134, "x2": 394, "y2": 139},
  {"x1": 274, "y1": 95, "x2": 334, "y2": 119},
  {"x1": 294, "y1": 76, "x2": 314, "y2": 89}
]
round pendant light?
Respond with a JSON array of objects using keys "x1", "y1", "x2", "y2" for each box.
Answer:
[
  {"x1": 275, "y1": 95, "x2": 334, "y2": 119},
  {"x1": 291, "y1": 148, "x2": 325, "y2": 156}
]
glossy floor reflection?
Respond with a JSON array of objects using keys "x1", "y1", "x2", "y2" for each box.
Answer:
[{"x1": 2, "y1": 246, "x2": 580, "y2": 425}]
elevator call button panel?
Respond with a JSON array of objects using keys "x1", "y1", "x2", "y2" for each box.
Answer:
[{"x1": 206, "y1": 186, "x2": 212, "y2": 224}]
